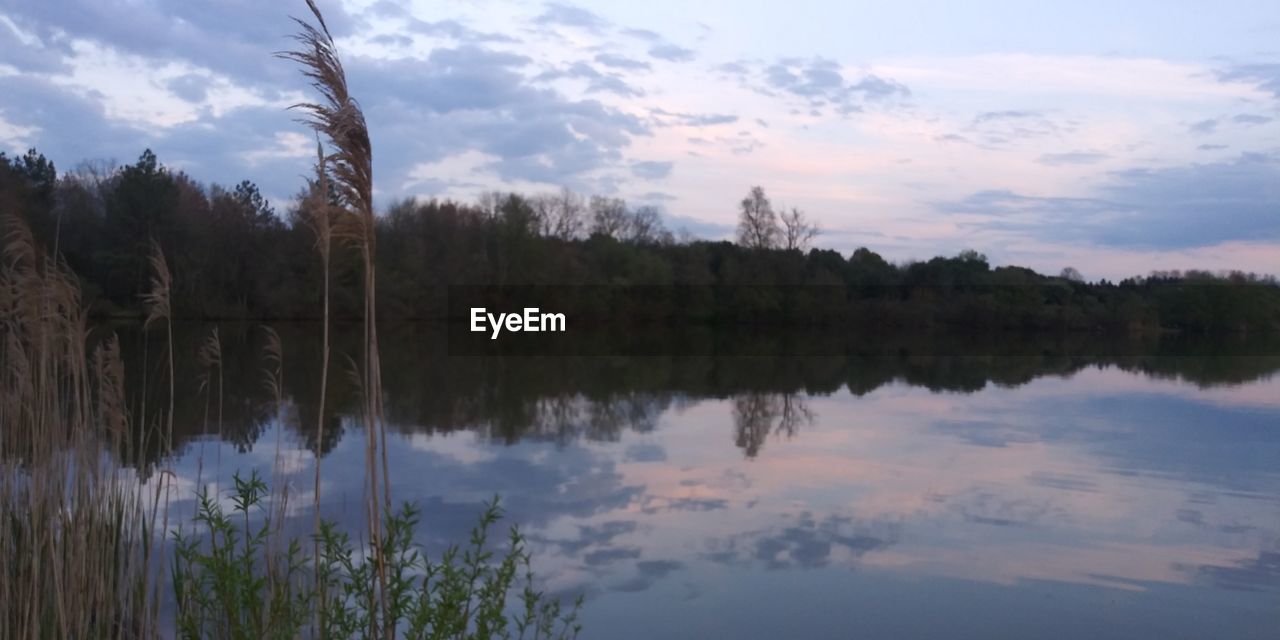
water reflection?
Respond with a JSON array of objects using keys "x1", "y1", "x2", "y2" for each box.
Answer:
[
  {"x1": 105, "y1": 323, "x2": 1280, "y2": 463},
  {"x1": 732, "y1": 392, "x2": 814, "y2": 458},
  {"x1": 122, "y1": 324, "x2": 1279, "y2": 638}
]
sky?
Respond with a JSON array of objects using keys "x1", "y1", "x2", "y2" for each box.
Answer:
[{"x1": 0, "y1": 0, "x2": 1277, "y2": 279}]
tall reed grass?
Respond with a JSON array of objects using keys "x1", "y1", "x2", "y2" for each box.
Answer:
[
  {"x1": 278, "y1": 5, "x2": 394, "y2": 634},
  {"x1": 0, "y1": 212, "x2": 157, "y2": 638}
]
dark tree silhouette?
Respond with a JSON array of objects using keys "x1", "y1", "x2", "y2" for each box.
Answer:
[
  {"x1": 780, "y1": 206, "x2": 818, "y2": 251},
  {"x1": 737, "y1": 186, "x2": 779, "y2": 249}
]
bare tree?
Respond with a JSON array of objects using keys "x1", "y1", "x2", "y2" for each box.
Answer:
[
  {"x1": 527, "y1": 194, "x2": 555, "y2": 233},
  {"x1": 477, "y1": 190, "x2": 506, "y2": 219},
  {"x1": 779, "y1": 206, "x2": 818, "y2": 251},
  {"x1": 68, "y1": 159, "x2": 119, "y2": 204},
  {"x1": 545, "y1": 186, "x2": 585, "y2": 240},
  {"x1": 626, "y1": 205, "x2": 665, "y2": 244},
  {"x1": 589, "y1": 195, "x2": 630, "y2": 239},
  {"x1": 1060, "y1": 266, "x2": 1084, "y2": 283},
  {"x1": 736, "y1": 185, "x2": 779, "y2": 249}
]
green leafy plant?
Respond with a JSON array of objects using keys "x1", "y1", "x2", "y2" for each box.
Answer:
[
  {"x1": 172, "y1": 471, "x2": 310, "y2": 640},
  {"x1": 173, "y1": 473, "x2": 582, "y2": 640}
]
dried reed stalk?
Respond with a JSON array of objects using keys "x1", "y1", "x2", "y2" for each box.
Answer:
[
  {"x1": 139, "y1": 238, "x2": 178, "y2": 624},
  {"x1": 279, "y1": 2, "x2": 393, "y2": 635},
  {"x1": 302, "y1": 139, "x2": 335, "y2": 612},
  {"x1": 1, "y1": 212, "x2": 157, "y2": 638}
]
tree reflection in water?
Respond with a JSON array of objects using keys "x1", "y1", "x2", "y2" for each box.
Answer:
[
  {"x1": 99, "y1": 322, "x2": 1280, "y2": 469},
  {"x1": 732, "y1": 392, "x2": 815, "y2": 458}
]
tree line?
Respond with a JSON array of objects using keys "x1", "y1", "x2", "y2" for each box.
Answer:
[{"x1": 2, "y1": 147, "x2": 1278, "y2": 333}]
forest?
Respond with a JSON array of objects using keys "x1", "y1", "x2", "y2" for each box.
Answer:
[{"x1": 3, "y1": 147, "x2": 1278, "y2": 334}]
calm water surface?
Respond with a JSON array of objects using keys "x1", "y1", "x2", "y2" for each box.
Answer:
[{"x1": 150, "y1": 328, "x2": 1280, "y2": 639}]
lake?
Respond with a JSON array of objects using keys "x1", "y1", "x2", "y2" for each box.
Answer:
[{"x1": 144, "y1": 325, "x2": 1280, "y2": 639}]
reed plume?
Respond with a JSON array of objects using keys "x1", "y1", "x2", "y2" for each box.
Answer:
[
  {"x1": 279, "y1": 2, "x2": 392, "y2": 634},
  {"x1": 141, "y1": 240, "x2": 170, "y2": 331},
  {"x1": 141, "y1": 239, "x2": 175, "y2": 451}
]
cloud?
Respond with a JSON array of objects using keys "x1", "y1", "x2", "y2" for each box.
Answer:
[
  {"x1": 379, "y1": 443, "x2": 645, "y2": 543},
  {"x1": 630, "y1": 160, "x2": 673, "y2": 180},
  {"x1": 766, "y1": 59, "x2": 838, "y2": 96},
  {"x1": 933, "y1": 420, "x2": 1039, "y2": 448},
  {"x1": 1216, "y1": 63, "x2": 1280, "y2": 98},
  {"x1": 951, "y1": 491, "x2": 1060, "y2": 528},
  {"x1": 1231, "y1": 113, "x2": 1273, "y2": 126},
  {"x1": 715, "y1": 61, "x2": 751, "y2": 76},
  {"x1": 682, "y1": 131, "x2": 762, "y2": 156},
  {"x1": 370, "y1": 33, "x2": 413, "y2": 47},
  {"x1": 405, "y1": 18, "x2": 519, "y2": 44},
  {"x1": 365, "y1": 0, "x2": 406, "y2": 18},
  {"x1": 636, "y1": 191, "x2": 677, "y2": 202},
  {"x1": 534, "y1": 520, "x2": 639, "y2": 555},
  {"x1": 636, "y1": 559, "x2": 683, "y2": 577},
  {"x1": 623, "y1": 443, "x2": 666, "y2": 462},
  {"x1": 850, "y1": 74, "x2": 911, "y2": 100},
  {"x1": 1026, "y1": 471, "x2": 1098, "y2": 493},
  {"x1": 0, "y1": 74, "x2": 144, "y2": 162},
  {"x1": 705, "y1": 512, "x2": 898, "y2": 570},
  {"x1": 963, "y1": 109, "x2": 1069, "y2": 147},
  {"x1": 939, "y1": 153, "x2": 1280, "y2": 249},
  {"x1": 165, "y1": 73, "x2": 210, "y2": 103},
  {"x1": 662, "y1": 213, "x2": 734, "y2": 239},
  {"x1": 650, "y1": 108, "x2": 738, "y2": 127},
  {"x1": 1178, "y1": 550, "x2": 1280, "y2": 593},
  {"x1": 3, "y1": 38, "x2": 648, "y2": 200},
  {"x1": 155, "y1": 109, "x2": 316, "y2": 196},
  {"x1": 720, "y1": 131, "x2": 764, "y2": 155},
  {"x1": 584, "y1": 546, "x2": 642, "y2": 566},
  {"x1": 1037, "y1": 151, "x2": 1110, "y2": 166},
  {"x1": 535, "y1": 60, "x2": 602, "y2": 82},
  {"x1": 611, "y1": 559, "x2": 683, "y2": 592},
  {"x1": 1189, "y1": 119, "x2": 1218, "y2": 134},
  {"x1": 974, "y1": 110, "x2": 1039, "y2": 123},
  {"x1": 0, "y1": 0, "x2": 360, "y2": 93},
  {"x1": 648, "y1": 44, "x2": 695, "y2": 63},
  {"x1": 621, "y1": 27, "x2": 661, "y2": 42},
  {"x1": 2, "y1": 0, "x2": 674, "y2": 199},
  {"x1": 534, "y1": 2, "x2": 607, "y2": 32},
  {"x1": 758, "y1": 57, "x2": 909, "y2": 116},
  {"x1": 361, "y1": 46, "x2": 534, "y2": 113},
  {"x1": 640, "y1": 496, "x2": 729, "y2": 514},
  {"x1": 586, "y1": 75, "x2": 644, "y2": 97},
  {"x1": 0, "y1": 17, "x2": 71, "y2": 73},
  {"x1": 594, "y1": 52, "x2": 650, "y2": 71},
  {"x1": 535, "y1": 61, "x2": 644, "y2": 96},
  {"x1": 0, "y1": 71, "x2": 320, "y2": 203},
  {"x1": 340, "y1": 44, "x2": 650, "y2": 190}
]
